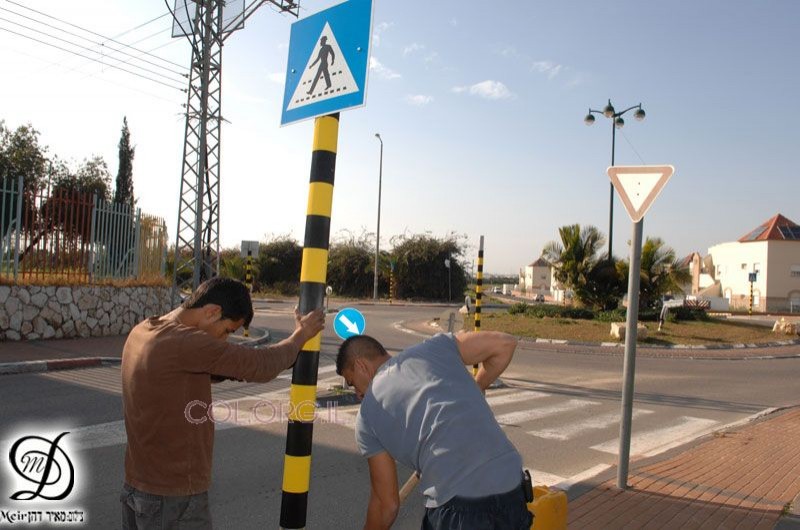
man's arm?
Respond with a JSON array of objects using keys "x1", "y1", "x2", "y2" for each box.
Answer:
[
  {"x1": 204, "y1": 308, "x2": 325, "y2": 382},
  {"x1": 364, "y1": 452, "x2": 399, "y2": 530},
  {"x1": 454, "y1": 331, "x2": 517, "y2": 391}
]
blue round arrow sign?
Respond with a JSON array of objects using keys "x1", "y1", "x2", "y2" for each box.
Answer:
[{"x1": 333, "y1": 307, "x2": 366, "y2": 340}]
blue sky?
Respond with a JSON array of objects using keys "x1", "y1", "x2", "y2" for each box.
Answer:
[{"x1": 1, "y1": 1, "x2": 797, "y2": 274}]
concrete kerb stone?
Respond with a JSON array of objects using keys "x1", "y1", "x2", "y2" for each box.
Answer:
[{"x1": 0, "y1": 357, "x2": 121, "y2": 376}]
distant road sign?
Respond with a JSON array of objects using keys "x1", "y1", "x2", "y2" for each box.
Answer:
[
  {"x1": 281, "y1": 0, "x2": 373, "y2": 126},
  {"x1": 240, "y1": 240, "x2": 259, "y2": 258},
  {"x1": 607, "y1": 165, "x2": 674, "y2": 223},
  {"x1": 333, "y1": 307, "x2": 366, "y2": 340}
]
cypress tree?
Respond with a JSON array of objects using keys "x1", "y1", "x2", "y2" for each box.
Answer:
[{"x1": 113, "y1": 116, "x2": 135, "y2": 210}]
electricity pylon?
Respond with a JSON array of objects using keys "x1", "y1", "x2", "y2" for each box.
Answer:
[{"x1": 168, "y1": 0, "x2": 299, "y2": 295}]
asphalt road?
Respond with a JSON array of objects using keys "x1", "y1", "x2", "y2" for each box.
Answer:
[{"x1": 1, "y1": 302, "x2": 799, "y2": 529}]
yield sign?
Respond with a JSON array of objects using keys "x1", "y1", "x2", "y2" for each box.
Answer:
[{"x1": 607, "y1": 165, "x2": 674, "y2": 223}]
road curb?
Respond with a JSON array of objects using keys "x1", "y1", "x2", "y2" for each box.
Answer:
[{"x1": 0, "y1": 357, "x2": 121, "y2": 376}]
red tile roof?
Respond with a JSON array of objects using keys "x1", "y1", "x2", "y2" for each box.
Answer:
[{"x1": 738, "y1": 214, "x2": 800, "y2": 242}]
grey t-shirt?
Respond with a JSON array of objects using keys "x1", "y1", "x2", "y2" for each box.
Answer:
[{"x1": 355, "y1": 333, "x2": 522, "y2": 507}]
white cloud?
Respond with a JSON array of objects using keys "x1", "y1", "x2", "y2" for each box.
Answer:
[
  {"x1": 369, "y1": 57, "x2": 401, "y2": 80},
  {"x1": 405, "y1": 94, "x2": 433, "y2": 106},
  {"x1": 372, "y1": 21, "x2": 394, "y2": 47},
  {"x1": 452, "y1": 80, "x2": 513, "y2": 100},
  {"x1": 266, "y1": 72, "x2": 285, "y2": 85},
  {"x1": 423, "y1": 52, "x2": 439, "y2": 64},
  {"x1": 531, "y1": 61, "x2": 563, "y2": 80},
  {"x1": 499, "y1": 46, "x2": 519, "y2": 58},
  {"x1": 403, "y1": 42, "x2": 425, "y2": 56},
  {"x1": 449, "y1": 18, "x2": 458, "y2": 27}
]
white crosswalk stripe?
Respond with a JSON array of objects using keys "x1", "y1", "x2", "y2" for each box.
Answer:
[
  {"x1": 495, "y1": 399, "x2": 600, "y2": 426},
  {"x1": 485, "y1": 390, "x2": 549, "y2": 407},
  {"x1": 591, "y1": 416, "x2": 718, "y2": 456},
  {"x1": 528, "y1": 408, "x2": 654, "y2": 441}
]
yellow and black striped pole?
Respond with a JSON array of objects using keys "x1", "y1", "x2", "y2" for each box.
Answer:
[
  {"x1": 279, "y1": 113, "x2": 339, "y2": 529},
  {"x1": 389, "y1": 263, "x2": 394, "y2": 304},
  {"x1": 473, "y1": 235, "x2": 484, "y2": 377},
  {"x1": 244, "y1": 250, "x2": 253, "y2": 337}
]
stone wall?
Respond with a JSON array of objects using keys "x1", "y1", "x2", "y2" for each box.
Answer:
[{"x1": 0, "y1": 286, "x2": 176, "y2": 341}]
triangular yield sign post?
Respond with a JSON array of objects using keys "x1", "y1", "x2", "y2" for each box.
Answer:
[{"x1": 607, "y1": 165, "x2": 674, "y2": 223}]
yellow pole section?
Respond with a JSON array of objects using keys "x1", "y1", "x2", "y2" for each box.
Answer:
[
  {"x1": 279, "y1": 113, "x2": 339, "y2": 529},
  {"x1": 473, "y1": 235, "x2": 484, "y2": 377}
]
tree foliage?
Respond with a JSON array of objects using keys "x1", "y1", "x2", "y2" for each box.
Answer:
[
  {"x1": 542, "y1": 224, "x2": 622, "y2": 309},
  {"x1": 114, "y1": 117, "x2": 135, "y2": 210},
  {"x1": 0, "y1": 121, "x2": 48, "y2": 191},
  {"x1": 617, "y1": 237, "x2": 691, "y2": 310},
  {"x1": 391, "y1": 233, "x2": 467, "y2": 301},
  {"x1": 255, "y1": 236, "x2": 302, "y2": 290},
  {"x1": 326, "y1": 231, "x2": 392, "y2": 298}
]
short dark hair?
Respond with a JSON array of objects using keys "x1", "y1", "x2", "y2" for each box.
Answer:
[
  {"x1": 181, "y1": 277, "x2": 254, "y2": 327},
  {"x1": 336, "y1": 335, "x2": 389, "y2": 375}
]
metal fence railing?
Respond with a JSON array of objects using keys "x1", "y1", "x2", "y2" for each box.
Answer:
[{"x1": 0, "y1": 176, "x2": 168, "y2": 283}]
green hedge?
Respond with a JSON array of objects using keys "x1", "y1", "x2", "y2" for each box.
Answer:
[
  {"x1": 508, "y1": 303, "x2": 595, "y2": 320},
  {"x1": 510, "y1": 303, "x2": 708, "y2": 322}
]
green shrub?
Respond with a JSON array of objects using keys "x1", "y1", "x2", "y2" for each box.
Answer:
[
  {"x1": 595, "y1": 308, "x2": 627, "y2": 322},
  {"x1": 672, "y1": 306, "x2": 710, "y2": 321},
  {"x1": 509, "y1": 302, "x2": 530, "y2": 315}
]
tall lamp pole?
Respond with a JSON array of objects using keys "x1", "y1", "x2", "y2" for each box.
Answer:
[
  {"x1": 373, "y1": 133, "x2": 383, "y2": 300},
  {"x1": 584, "y1": 99, "x2": 646, "y2": 261}
]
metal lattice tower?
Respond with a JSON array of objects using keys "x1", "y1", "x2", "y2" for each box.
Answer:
[{"x1": 169, "y1": 0, "x2": 299, "y2": 295}]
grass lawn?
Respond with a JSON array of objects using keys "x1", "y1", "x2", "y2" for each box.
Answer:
[{"x1": 476, "y1": 313, "x2": 784, "y2": 346}]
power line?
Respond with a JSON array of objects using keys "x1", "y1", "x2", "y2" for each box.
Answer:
[
  {"x1": 0, "y1": 8, "x2": 186, "y2": 79},
  {"x1": 0, "y1": 16, "x2": 186, "y2": 85},
  {"x1": 619, "y1": 129, "x2": 647, "y2": 165},
  {"x1": 0, "y1": 25, "x2": 186, "y2": 92},
  {"x1": 5, "y1": 0, "x2": 187, "y2": 70},
  {"x1": 111, "y1": 11, "x2": 170, "y2": 40}
]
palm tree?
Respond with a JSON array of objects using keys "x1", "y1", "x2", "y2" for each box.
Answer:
[
  {"x1": 542, "y1": 224, "x2": 621, "y2": 309},
  {"x1": 617, "y1": 237, "x2": 691, "y2": 310}
]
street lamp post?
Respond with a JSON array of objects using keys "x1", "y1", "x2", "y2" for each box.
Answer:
[
  {"x1": 584, "y1": 99, "x2": 646, "y2": 261},
  {"x1": 373, "y1": 133, "x2": 383, "y2": 300}
]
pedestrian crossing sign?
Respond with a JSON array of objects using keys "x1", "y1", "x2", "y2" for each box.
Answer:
[{"x1": 281, "y1": 0, "x2": 373, "y2": 126}]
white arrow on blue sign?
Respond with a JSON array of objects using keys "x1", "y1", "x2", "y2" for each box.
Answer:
[
  {"x1": 333, "y1": 307, "x2": 366, "y2": 340},
  {"x1": 280, "y1": 0, "x2": 373, "y2": 126}
]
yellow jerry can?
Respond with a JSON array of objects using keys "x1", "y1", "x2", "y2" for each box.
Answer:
[{"x1": 528, "y1": 485, "x2": 568, "y2": 530}]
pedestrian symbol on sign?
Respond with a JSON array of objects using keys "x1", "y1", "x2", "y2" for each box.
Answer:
[{"x1": 287, "y1": 22, "x2": 359, "y2": 111}]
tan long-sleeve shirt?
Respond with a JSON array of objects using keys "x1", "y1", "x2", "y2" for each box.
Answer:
[{"x1": 122, "y1": 316, "x2": 298, "y2": 496}]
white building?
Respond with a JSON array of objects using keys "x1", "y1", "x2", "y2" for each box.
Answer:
[
  {"x1": 707, "y1": 214, "x2": 800, "y2": 312},
  {"x1": 518, "y1": 258, "x2": 551, "y2": 297}
]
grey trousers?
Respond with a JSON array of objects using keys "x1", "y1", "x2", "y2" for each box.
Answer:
[{"x1": 120, "y1": 484, "x2": 212, "y2": 530}]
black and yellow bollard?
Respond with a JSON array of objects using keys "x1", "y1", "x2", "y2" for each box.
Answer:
[
  {"x1": 279, "y1": 113, "x2": 339, "y2": 529},
  {"x1": 472, "y1": 235, "x2": 484, "y2": 377},
  {"x1": 244, "y1": 250, "x2": 253, "y2": 337},
  {"x1": 389, "y1": 261, "x2": 395, "y2": 305}
]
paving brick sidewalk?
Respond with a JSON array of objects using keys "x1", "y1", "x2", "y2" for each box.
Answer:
[{"x1": 568, "y1": 407, "x2": 800, "y2": 529}]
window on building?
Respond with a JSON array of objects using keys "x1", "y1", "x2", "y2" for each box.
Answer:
[
  {"x1": 791, "y1": 265, "x2": 800, "y2": 278},
  {"x1": 753, "y1": 263, "x2": 761, "y2": 273},
  {"x1": 741, "y1": 263, "x2": 747, "y2": 270}
]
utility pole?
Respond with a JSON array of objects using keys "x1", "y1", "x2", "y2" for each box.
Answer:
[{"x1": 168, "y1": 0, "x2": 299, "y2": 297}]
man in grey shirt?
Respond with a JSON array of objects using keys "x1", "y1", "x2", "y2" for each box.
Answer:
[{"x1": 336, "y1": 332, "x2": 532, "y2": 530}]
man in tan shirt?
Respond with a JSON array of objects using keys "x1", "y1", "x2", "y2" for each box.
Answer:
[{"x1": 120, "y1": 277, "x2": 325, "y2": 529}]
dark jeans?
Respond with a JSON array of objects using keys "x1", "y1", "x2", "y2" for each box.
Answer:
[
  {"x1": 120, "y1": 484, "x2": 212, "y2": 530},
  {"x1": 422, "y1": 482, "x2": 533, "y2": 530}
]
